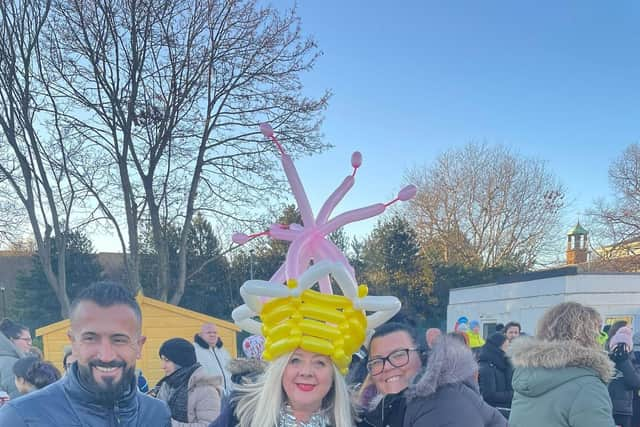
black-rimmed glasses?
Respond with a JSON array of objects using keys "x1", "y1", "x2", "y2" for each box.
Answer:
[{"x1": 366, "y1": 348, "x2": 419, "y2": 376}]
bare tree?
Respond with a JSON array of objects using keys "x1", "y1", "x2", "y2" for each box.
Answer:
[
  {"x1": 406, "y1": 143, "x2": 565, "y2": 269},
  {"x1": 588, "y1": 143, "x2": 640, "y2": 257},
  {"x1": 0, "y1": 179, "x2": 28, "y2": 247},
  {"x1": 0, "y1": 0, "x2": 82, "y2": 316},
  {"x1": 45, "y1": 0, "x2": 328, "y2": 301}
]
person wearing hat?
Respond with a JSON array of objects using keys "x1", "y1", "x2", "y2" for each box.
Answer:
[
  {"x1": 607, "y1": 327, "x2": 640, "y2": 427},
  {"x1": 467, "y1": 320, "x2": 486, "y2": 355},
  {"x1": 478, "y1": 333, "x2": 513, "y2": 419},
  {"x1": 155, "y1": 338, "x2": 222, "y2": 427}
]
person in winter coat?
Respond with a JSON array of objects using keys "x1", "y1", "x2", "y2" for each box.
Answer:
[
  {"x1": 0, "y1": 282, "x2": 171, "y2": 427},
  {"x1": 478, "y1": 333, "x2": 513, "y2": 416},
  {"x1": 607, "y1": 320, "x2": 629, "y2": 350},
  {"x1": 631, "y1": 332, "x2": 640, "y2": 427},
  {"x1": 607, "y1": 327, "x2": 640, "y2": 427},
  {"x1": 0, "y1": 318, "x2": 29, "y2": 398},
  {"x1": 194, "y1": 323, "x2": 233, "y2": 394},
  {"x1": 156, "y1": 338, "x2": 222, "y2": 427},
  {"x1": 467, "y1": 320, "x2": 486, "y2": 352},
  {"x1": 508, "y1": 301, "x2": 616, "y2": 427},
  {"x1": 13, "y1": 356, "x2": 61, "y2": 394},
  {"x1": 403, "y1": 335, "x2": 507, "y2": 427},
  {"x1": 357, "y1": 322, "x2": 424, "y2": 427}
]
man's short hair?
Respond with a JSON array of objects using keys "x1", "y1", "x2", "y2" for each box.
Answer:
[
  {"x1": 504, "y1": 321, "x2": 521, "y2": 332},
  {"x1": 70, "y1": 282, "x2": 142, "y2": 326}
]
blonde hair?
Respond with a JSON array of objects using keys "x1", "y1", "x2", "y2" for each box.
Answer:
[
  {"x1": 234, "y1": 352, "x2": 355, "y2": 427},
  {"x1": 536, "y1": 302, "x2": 602, "y2": 349}
]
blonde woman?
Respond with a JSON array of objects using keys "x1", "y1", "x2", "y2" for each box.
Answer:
[
  {"x1": 211, "y1": 348, "x2": 355, "y2": 427},
  {"x1": 508, "y1": 302, "x2": 615, "y2": 427}
]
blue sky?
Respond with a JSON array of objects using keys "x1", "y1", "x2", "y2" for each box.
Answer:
[{"x1": 271, "y1": 1, "x2": 640, "y2": 244}]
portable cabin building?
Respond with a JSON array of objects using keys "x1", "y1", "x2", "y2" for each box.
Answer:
[{"x1": 447, "y1": 267, "x2": 640, "y2": 337}]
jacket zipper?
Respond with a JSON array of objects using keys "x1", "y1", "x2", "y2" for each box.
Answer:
[{"x1": 113, "y1": 401, "x2": 121, "y2": 426}]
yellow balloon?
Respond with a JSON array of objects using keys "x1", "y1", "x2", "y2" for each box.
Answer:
[
  {"x1": 298, "y1": 318, "x2": 342, "y2": 341},
  {"x1": 300, "y1": 304, "x2": 344, "y2": 325},
  {"x1": 302, "y1": 289, "x2": 352, "y2": 309},
  {"x1": 300, "y1": 335, "x2": 335, "y2": 356},
  {"x1": 267, "y1": 336, "x2": 300, "y2": 359}
]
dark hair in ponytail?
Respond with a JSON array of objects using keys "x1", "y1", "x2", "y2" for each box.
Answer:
[
  {"x1": 0, "y1": 318, "x2": 27, "y2": 340},
  {"x1": 13, "y1": 357, "x2": 60, "y2": 390}
]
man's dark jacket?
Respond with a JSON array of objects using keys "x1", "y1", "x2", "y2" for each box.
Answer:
[{"x1": 0, "y1": 363, "x2": 171, "y2": 426}]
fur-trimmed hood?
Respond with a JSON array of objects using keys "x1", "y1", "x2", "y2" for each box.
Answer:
[
  {"x1": 406, "y1": 335, "x2": 478, "y2": 400},
  {"x1": 228, "y1": 358, "x2": 267, "y2": 385},
  {"x1": 508, "y1": 337, "x2": 614, "y2": 397},
  {"x1": 508, "y1": 337, "x2": 614, "y2": 382},
  {"x1": 227, "y1": 358, "x2": 267, "y2": 376}
]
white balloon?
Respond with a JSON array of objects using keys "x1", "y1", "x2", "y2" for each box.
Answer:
[
  {"x1": 296, "y1": 260, "x2": 335, "y2": 292},
  {"x1": 242, "y1": 281, "x2": 290, "y2": 298},
  {"x1": 328, "y1": 263, "x2": 358, "y2": 298},
  {"x1": 358, "y1": 295, "x2": 401, "y2": 312}
]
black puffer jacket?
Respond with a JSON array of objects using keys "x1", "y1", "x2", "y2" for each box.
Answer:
[
  {"x1": 478, "y1": 343, "x2": 514, "y2": 408},
  {"x1": 357, "y1": 390, "x2": 406, "y2": 427},
  {"x1": 608, "y1": 353, "x2": 640, "y2": 416}
]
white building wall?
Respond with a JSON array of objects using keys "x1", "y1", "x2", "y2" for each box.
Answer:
[{"x1": 447, "y1": 273, "x2": 640, "y2": 335}]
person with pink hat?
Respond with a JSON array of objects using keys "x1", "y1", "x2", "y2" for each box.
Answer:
[{"x1": 608, "y1": 326, "x2": 640, "y2": 427}]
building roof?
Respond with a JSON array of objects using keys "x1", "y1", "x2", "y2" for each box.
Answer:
[
  {"x1": 35, "y1": 292, "x2": 240, "y2": 336},
  {"x1": 567, "y1": 222, "x2": 588, "y2": 236}
]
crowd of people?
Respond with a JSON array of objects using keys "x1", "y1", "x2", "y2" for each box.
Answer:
[{"x1": 0, "y1": 281, "x2": 638, "y2": 426}]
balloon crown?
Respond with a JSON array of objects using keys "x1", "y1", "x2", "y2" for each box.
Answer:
[{"x1": 231, "y1": 123, "x2": 416, "y2": 373}]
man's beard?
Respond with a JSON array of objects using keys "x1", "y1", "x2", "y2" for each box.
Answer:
[{"x1": 77, "y1": 359, "x2": 134, "y2": 404}]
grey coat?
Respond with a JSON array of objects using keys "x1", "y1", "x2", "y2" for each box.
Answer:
[
  {"x1": 403, "y1": 336, "x2": 507, "y2": 427},
  {"x1": 0, "y1": 331, "x2": 23, "y2": 398}
]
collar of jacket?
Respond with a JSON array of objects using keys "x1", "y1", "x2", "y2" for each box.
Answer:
[
  {"x1": 362, "y1": 389, "x2": 406, "y2": 427},
  {"x1": 194, "y1": 333, "x2": 210, "y2": 349},
  {"x1": 507, "y1": 337, "x2": 614, "y2": 383},
  {"x1": 63, "y1": 363, "x2": 139, "y2": 418}
]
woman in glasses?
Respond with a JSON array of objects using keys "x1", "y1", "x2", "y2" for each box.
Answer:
[
  {"x1": 357, "y1": 322, "x2": 424, "y2": 427},
  {"x1": 0, "y1": 318, "x2": 30, "y2": 398}
]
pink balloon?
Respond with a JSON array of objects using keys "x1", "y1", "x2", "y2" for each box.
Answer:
[
  {"x1": 285, "y1": 232, "x2": 315, "y2": 279},
  {"x1": 259, "y1": 123, "x2": 274, "y2": 138},
  {"x1": 234, "y1": 125, "x2": 417, "y2": 296},
  {"x1": 351, "y1": 152, "x2": 362, "y2": 168},
  {"x1": 269, "y1": 224, "x2": 298, "y2": 241},
  {"x1": 398, "y1": 184, "x2": 417, "y2": 201},
  {"x1": 319, "y1": 203, "x2": 386, "y2": 236},
  {"x1": 232, "y1": 233, "x2": 250, "y2": 245},
  {"x1": 318, "y1": 277, "x2": 333, "y2": 294},
  {"x1": 281, "y1": 154, "x2": 315, "y2": 227},
  {"x1": 316, "y1": 176, "x2": 354, "y2": 225}
]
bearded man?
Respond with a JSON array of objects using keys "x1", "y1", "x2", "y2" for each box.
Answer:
[{"x1": 0, "y1": 282, "x2": 171, "y2": 426}]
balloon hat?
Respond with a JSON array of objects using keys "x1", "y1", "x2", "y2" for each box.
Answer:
[{"x1": 232, "y1": 123, "x2": 416, "y2": 374}]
